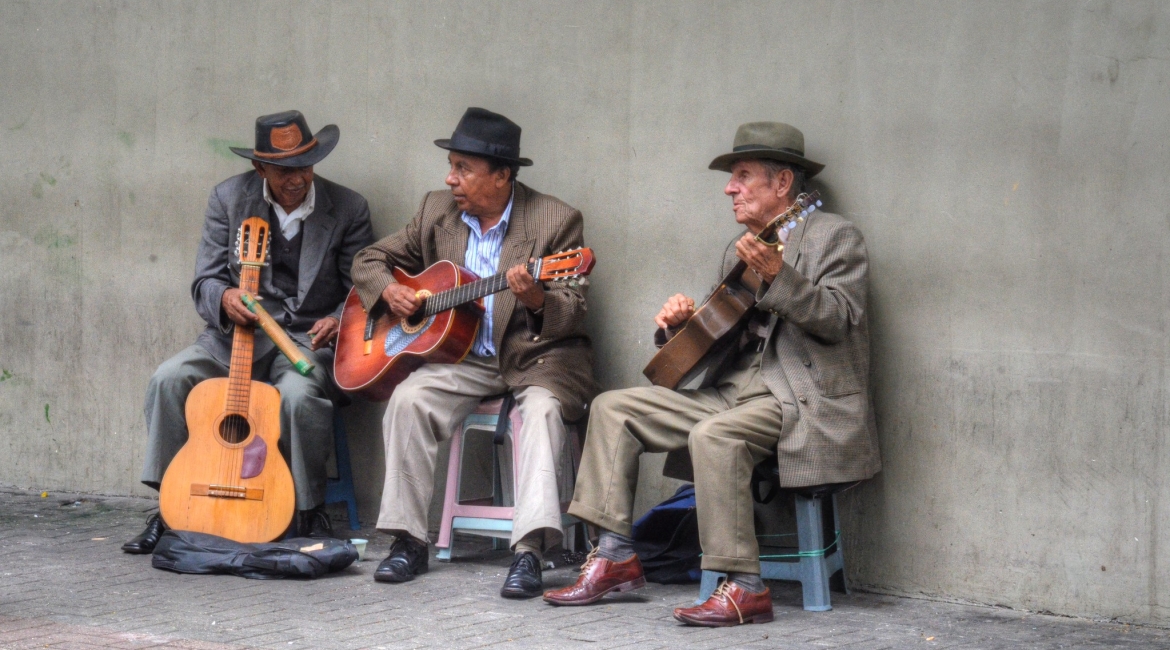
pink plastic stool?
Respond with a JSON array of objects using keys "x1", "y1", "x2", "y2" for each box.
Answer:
[{"x1": 435, "y1": 396, "x2": 582, "y2": 561}]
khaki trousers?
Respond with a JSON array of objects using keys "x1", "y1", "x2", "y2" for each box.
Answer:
[
  {"x1": 377, "y1": 355, "x2": 570, "y2": 549},
  {"x1": 568, "y1": 354, "x2": 781, "y2": 574}
]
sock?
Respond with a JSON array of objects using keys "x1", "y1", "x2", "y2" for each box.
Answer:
[
  {"x1": 729, "y1": 572, "x2": 766, "y2": 594},
  {"x1": 596, "y1": 530, "x2": 635, "y2": 563},
  {"x1": 514, "y1": 534, "x2": 543, "y2": 562}
]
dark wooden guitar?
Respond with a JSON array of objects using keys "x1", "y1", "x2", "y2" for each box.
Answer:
[
  {"x1": 642, "y1": 192, "x2": 821, "y2": 389},
  {"x1": 334, "y1": 248, "x2": 596, "y2": 401},
  {"x1": 160, "y1": 217, "x2": 296, "y2": 543}
]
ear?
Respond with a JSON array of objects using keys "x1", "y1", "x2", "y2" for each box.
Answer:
[
  {"x1": 252, "y1": 160, "x2": 265, "y2": 176},
  {"x1": 774, "y1": 167, "x2": 794, "y2": 201},
  {"x1": 494, "y1": 167, "x2": 511, "y2": 188}
]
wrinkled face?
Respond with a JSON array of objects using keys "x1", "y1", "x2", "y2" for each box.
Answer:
[
  {"x1": 723, "y1": 160, "x2": 791, "y2": 233},
  {"x1": 253, "y1": 162, "x2": 314, "y2": 211},
  {"x1": 445, "y1": 152, "x2": 510, "y2": 216}
]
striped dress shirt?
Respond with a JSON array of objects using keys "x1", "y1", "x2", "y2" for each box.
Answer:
[{"x1": 460, "y1": 190, "x2": 515, "y2": 357}]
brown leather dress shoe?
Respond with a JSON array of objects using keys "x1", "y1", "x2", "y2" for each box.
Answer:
[
  {"x1": 543, "y1": 548, "x2": 646, "y2": 606},
  {"x1": 672, "y1": 580, "x2": 774, "y2": 627}
]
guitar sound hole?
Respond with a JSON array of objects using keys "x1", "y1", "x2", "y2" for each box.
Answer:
[{"x1": 219, "y1": 414, "x2": 251, "y2": 444}]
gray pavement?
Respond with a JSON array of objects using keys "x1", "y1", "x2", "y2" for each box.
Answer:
[{"x1": 0, "y1": 485, "x2": 1166, "y2": 650}]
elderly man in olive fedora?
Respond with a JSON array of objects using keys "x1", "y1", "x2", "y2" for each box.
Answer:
[
  {"x1": 122, "y1": 111, "x2": 375, "y2": 553},
  {"x1": 545, "y1": 122, "x2": 880, "y2": 626},
  {"x1": 351, "y1": 107, "x2": 597, "y2": 599}
]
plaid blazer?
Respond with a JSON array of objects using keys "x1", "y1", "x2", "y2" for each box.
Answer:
[
  {"x1": 664, "y1": 210, "x2": 881, "y2": 487},
  {"x1": 350, "y1": 182, "x2": 597, "y2": 420}
]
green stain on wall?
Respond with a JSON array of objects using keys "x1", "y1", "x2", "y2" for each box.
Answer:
[
  {"x1": 0, "y1": 369, "x2": 13, "y2": 382},
  {"x1": 40, "y1": 172, "x2": 56, "y2": 186},
  {"x1": 118, "y1": 131, "x2": 135, "y2": 148},
  {"x1": 34, "y1": 226, "x2": 76, "y2": 249},
  {"x1": 128, "y1": 191, "x2": 136, "y2": 205},
  {"x1": 9, "y1": 119, "x2": 26, "y2": 131},
  {"x1": 207, "y1": 138, "x2": 249, "y2": 160},
  {"x1": 44, "y1": 404, "x2": 50, "y2": 424}
]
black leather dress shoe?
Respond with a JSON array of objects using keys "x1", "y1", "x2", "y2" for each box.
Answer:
[
  {"x1": 373, "y1": 537, "x2": 429, "y2": 583},
  {"x1": 500, "y1": 551, "x2": 543, "y2": 599},
  {"x1": 300, "y1": 506, "x2": 336, "y2": 539},
  {"x1": 121, "y1": 513, "x2": 166, "y2": 554}
]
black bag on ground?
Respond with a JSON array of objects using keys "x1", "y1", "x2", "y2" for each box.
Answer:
[
  {"x1": 151, "y1": 530, "x2": 357, "y2": 579},
  {"x1": 632, "y1": 484, "x2": 702, "y2": 584}
]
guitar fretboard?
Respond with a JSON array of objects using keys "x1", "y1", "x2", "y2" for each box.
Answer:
[{"x1": 421, "y1": 261, "x2": 537, "y2": 316}]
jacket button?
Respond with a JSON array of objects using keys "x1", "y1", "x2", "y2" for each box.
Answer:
[
  {"x1": 802, "y1": 359, "x2": 811, "y2": 367},
  {"x1": 533, "y1": 336, "x2": 540, "y2": 342},
  {"x1": 537, "y1": 359, "x2": 544, "y2": 365},
  {"x1": 798, "y1": 395, "x2": 807, "y2": 403}
]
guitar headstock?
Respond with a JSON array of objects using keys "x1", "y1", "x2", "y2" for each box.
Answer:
[
  {"x1": 756, "y1": 191, "x2": 823, "y2": 245},
  {"x1": 236, "y1": 217, "x2": 271, "y2": 267},
  {"x1": 536, "y1": 248, "x2": 596, "y2": 282}
]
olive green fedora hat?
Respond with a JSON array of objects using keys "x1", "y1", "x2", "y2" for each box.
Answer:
[{"x1": 708, "y1": 121, "x2": 824, "y2": 177}]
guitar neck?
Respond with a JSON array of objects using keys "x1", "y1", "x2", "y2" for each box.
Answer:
[
  {"x1": 226, "y1": 265, "x2": 261, "y2": 412},
  {"x1": 421, "y1": 260, "x2": 537, "y2": 317}
]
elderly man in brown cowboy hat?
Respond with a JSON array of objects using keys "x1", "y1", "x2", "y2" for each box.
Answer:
[
  {"x1": 545, "y1": 122, "x2": 880, "y2": 626},
  {"x1": 351, "y1": 107, "x2": 597, "y2": 598},
  {"x1": 122, "y1": 111, "x2": 375, "y2": 553}
]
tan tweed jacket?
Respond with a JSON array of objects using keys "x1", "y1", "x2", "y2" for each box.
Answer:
[
  {"x1": 664, "y1": 210, "x2": 881, "y2": 487},
  {"x1": 350, "y1": 182, "x2": 597, "y2": 421}
]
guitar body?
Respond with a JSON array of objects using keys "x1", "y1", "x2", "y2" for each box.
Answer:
[
  {"x1": 334, "y1": 260, "x2": 484, "y2": 401},
  {"x1": 643, "y1": 261, "x2": 761, "y2": 389},
  {"x1": 159, "y1": 378, "x2": 296, "y2": 542}
]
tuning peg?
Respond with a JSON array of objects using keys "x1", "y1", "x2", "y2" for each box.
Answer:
[{"x1": 815, "y1": 200, "x2": 823, "y2": 207}]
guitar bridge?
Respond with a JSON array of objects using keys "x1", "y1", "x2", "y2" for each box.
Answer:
[{"x1": 190, "y1": 483, "x2": 265, "y2": 500}]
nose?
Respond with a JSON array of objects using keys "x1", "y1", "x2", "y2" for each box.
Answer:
[
  {"x1": 724, "y1": 179, "x2": 737, "y2": 196},
  {"x1": 445, "y1": 167, "x2": 459, "y2": 188}
]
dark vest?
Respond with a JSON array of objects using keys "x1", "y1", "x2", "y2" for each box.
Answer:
[{"x1": 269, "y1": 222, "x2": 303, "y2": 300}]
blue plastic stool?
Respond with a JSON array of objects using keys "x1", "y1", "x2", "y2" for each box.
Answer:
[
  {"x1": 324, "y1": 409, "x2": 360, "y2": 531},
  {"x1": 696, "y1": 482, "x2": 855, "y2": 611}
]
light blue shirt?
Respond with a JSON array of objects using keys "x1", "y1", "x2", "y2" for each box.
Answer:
[{"x1": 460, "y1": 190, "x2": 514, "y2": 357}]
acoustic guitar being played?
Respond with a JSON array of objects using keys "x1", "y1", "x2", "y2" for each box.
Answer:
[
  {"x1": 642, "y1": 192, "x2": 821, "y2": 389},
  {"x1": 159, "y1": 217, "x2": 296, "y2": 543},
  {"x1": 334, "y1": 248, "x2": 596, "y2": 401}
]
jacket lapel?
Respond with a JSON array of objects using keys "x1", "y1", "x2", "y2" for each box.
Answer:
[
  {"x1": 492, "y1": 183, "x2": 535, "y2": 348},
  {"x1": 295, "y1": 178, "x2": 337, "y2": 304},
  {"x1": 784, "y1": 213, "x2": 810, "y2": 271},
  {"x1": 437, "y1": 208, "x2": 470, "y2": 266}
]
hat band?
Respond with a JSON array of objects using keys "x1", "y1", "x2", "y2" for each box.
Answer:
[
  {"x1": 448, "y1": 132, "x2": 519, "y2": 160},
  {"x1": 732, "y1": 144, "x2": 805, "y2": 157},
  {"x1": 253, "y1": 137, "x2": 319, "y2": 161}
]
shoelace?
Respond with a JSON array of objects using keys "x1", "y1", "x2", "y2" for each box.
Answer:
[
  {"x1": 711, "y1": 581, "x2": 744, "y2": 625},
  {"x1": 575, "y1": 547, "x2": 601, "y2": 579}
]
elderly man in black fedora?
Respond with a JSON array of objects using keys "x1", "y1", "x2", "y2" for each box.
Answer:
[
  {"x1": 351, "y1": 107, "x2": 597, "y2": 598},
  {"x1": 545, "y1": 122, "x2": 880, "y2": 627},
  {"x1": 122, "y1": 111, "x2": 375, "y2": 553}
]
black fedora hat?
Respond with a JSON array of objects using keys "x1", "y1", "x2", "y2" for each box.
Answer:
[
  {"x1": 435, "y1": 107, "x2": 533, "y2": 166},
  {"x1": 231, "y1": 110, "x2": 339, "y2": 168}
]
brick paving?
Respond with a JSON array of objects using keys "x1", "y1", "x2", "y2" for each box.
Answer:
[{"x1": 0, "y1": 485, "x2": 1167, "y2": 649}]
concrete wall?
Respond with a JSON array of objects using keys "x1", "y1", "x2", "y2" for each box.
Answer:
[{"x1": 2, "y1": 0, "x2": 1168, "y2": 625}]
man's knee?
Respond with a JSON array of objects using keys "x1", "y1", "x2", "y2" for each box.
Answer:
[{"x1": 688, "y1": 418, "x2": 736, "y2": 458}]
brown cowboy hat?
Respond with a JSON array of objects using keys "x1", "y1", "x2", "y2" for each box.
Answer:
[
  {"x1": 231, "y1": 110, "x2": 339, "y2": 168},
  {"x1": 708, "y1": 121, "x2": 824, "y2": 177}
]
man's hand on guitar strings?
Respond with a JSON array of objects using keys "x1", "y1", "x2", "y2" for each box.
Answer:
[
  {"x1": 222, "y1": 288, "x2": 261, "y2": 326},
  {"x1": 506, "y1": 260, "x2": 545, "y2": 312},
  {"x1": 382, "y1": 283, "x2": 423, "y2": 318},
  {"x1": 308, "y1": 316, "x2": 340, "y2": 351},
  {"x1": 655, "y1": 293, "x2": 695, "y2": 331},
  {"x1": 736, "y1": 232, "x2": 785, "y2": 284}
]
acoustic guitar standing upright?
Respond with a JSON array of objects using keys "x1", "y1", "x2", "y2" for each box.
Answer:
[{"x1": 159, "y1": 217, "x2": 296, "y2": 543}]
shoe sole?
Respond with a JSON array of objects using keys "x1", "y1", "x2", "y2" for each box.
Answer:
[
  {"x1": 500, "y1": 586, "x2": 543, "y2": 599},
  {"x1": 373, "y1": 565, "x2": 429, "y2": 583},
  {"x1": 543, "y1": 576, "x2": 646, "y2": 606},
  {"x1": 672, "y1": 610, "x2": 774, "y2": 627}
]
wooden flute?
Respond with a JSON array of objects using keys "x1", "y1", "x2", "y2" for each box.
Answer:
[{"x1": 239, "y1": 293, "x2": 316, "y2": 377}]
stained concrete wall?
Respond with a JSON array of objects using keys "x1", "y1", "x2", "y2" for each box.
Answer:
[{"x1": 2, "y1": 0, "x2": 1168, "y2": 625}]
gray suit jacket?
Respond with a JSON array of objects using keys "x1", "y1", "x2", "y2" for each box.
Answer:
[
  {"x1": 192, "y1": 171, "x2": 375, "y2": 368},
  {"x1": 350, "y1": 182, "x2": 597, "y2": 420},
  {"x1": 663, "y1": 211, "x2": 881, "y2": 487}
]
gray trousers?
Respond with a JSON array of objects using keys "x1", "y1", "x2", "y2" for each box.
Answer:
[
  {"x1": 140, "y1": 344, "x2": 335, "y2": 510},
  {"x1": 377, "y1": 355, "x2": 570, "y2": 550},
  {"x1": 567, "y1": 353, "x2": 781, "y2": 574}
]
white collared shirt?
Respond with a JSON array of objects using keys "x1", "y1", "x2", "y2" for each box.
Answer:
[
  {"x1": 460, "y1": 188, "x2": 515, "y2": 357},
  {"x1": 262, "y1": 179, "x2": 316, "y2": 239}
]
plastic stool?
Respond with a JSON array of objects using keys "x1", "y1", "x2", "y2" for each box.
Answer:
[
  {"x1": 696, "y1": 481, "x2": 855, "y2": 611},
  {"x1": 324, "y1": 409, "x2": 360, "y2": 531},
  {"x1": 435, "y1": 396, "x2": 581, "y2": 561}
]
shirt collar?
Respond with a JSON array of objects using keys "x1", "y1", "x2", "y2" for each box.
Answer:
[
  {"x1": 461, "y1": 185, "x2": 515, "y2": 236},
  {"x1": 261, "y1": 178, "x2": 316, "y2": 219}
]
